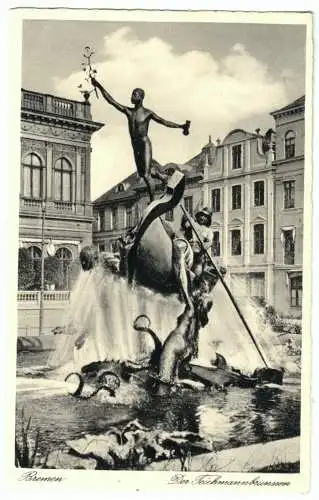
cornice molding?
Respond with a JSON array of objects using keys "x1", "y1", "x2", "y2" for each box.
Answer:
[
  {"x1": 272, "y1": 155, "x2": 304, "y2": 166},
  {"x1": 93, "y1": 193, "x2": 137, "y2": 207},
  {"x1": 271, "y1": 106, "x2": 304, "y2": 120},
  {"x1": 21, "y1": 110, "x2": 104, "y2": 134},
  {"x1": 19, "y1": 209, "x2": 95, "y2": 223},
  {"x1": 21, "y1": 120, "x2": 93, "y2": 143}
]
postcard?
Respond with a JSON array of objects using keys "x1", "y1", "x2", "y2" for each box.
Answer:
[{"x1": 5, "y1": 6, "x2": 313, "y2": 493}]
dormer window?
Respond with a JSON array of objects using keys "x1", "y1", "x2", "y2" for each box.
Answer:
[
  {"x1": 285, "y1": 131, "x2": 296, "y2": 159},
  {"x1": 117, "y1": 183, "x2": 125, "y2": 193}
]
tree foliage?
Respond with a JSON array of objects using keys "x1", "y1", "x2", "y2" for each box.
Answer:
[
  {"x1": 44, "y1": 256, "x2": 65, "y2": 290},
  {"x1": 18, "y1": 249, "x2": 73, "y2": 290},
  {"x1": 18, "y1": 248, "x2": 36, "y2": 290}
]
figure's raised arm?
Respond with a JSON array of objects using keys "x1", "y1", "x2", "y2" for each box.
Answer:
[
  {"x1": 91, "y1": 77, "x2": 128, "y2": 115},
  {"x1": 151, "y1": 112, "x2": 191, "y2": 136},
  {"x1": 151, "y1": 111, "x2": 184, "y2": 129}
]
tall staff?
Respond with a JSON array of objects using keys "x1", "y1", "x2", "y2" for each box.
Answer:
[{"x1": 180, "y1": 204, "x2": 270, "y2": 369}]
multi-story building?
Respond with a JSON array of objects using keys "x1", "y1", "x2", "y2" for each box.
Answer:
[
  {"x1": 20, "y1": 89, "x2": 104, "y2": 283},
  {"x1": 272, "y1": 96, "x2": 305, "y2": 315},
  {"x1": 92, "y1": 97, "x2": 305, "y2": 316},
  {"x1": 92, "y1": 150, "x2": 209, "y2": 254},
  {"x1": 201, "y1": 128, "x2": 276, "y2": 303}
]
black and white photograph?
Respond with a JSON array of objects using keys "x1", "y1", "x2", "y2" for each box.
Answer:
[{"x1": 6, "y1": 7, "x2": 313, "y2": 491}]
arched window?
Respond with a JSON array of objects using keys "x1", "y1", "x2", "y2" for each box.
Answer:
[
  {"x1": 55, "y1": 157, "x2": 72, "y2": 201},
  {"x1": 56, "y1": 247, "x2": 72, "y2": 289},
  {"x1": 285, "y1": 131, "x2": 296, "y2": 159},
  {"x1": 28, "y1": 245, "x2": 42, "y2": 271},
  {"x1": 23, "y1": 153, "x2": 43, "y2": 198}
]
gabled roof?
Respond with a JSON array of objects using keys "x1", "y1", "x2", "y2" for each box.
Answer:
[
  {"x1": 162, "y1": 161, "x2": 202, "y2": 179},
  {"x1": 271, "y1": 96, "x2": 305, "y2": 116},
  {"x1": 93, "y1": 159, "x2": 162, "y2": 205},
  {"x1": 187, "y1": 151, "x2": 204, "y2": 169},
  {"x1": 93, "y1": 145, "x2": 207, "y2": 206},
  {"x1": 93, "y1": 171, "x2": 138, "y2": 205},
  {"x1": 222, "y1": 128, "x2": 257, "y2": 145}
]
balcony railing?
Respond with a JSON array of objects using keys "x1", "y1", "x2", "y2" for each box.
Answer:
[
  {"x1": 21, "y1": 89, "x2": 92, "y2": 120},
  {"x1": 20, "y1": 198, "x2": 92, "y2": 217},
  {"x1": 22, "y1": 198, "x2": 42, "y2": 209},
  {"x1": 17, "y1": 291, "x2": 71, "y2": 303},
  {"x1": 22, "y1": 92, "x2": 45, "y2": 112},
  {"x1": 54, "y1": 201, "x2": 74, "y2": 212},
  {"x1": 52, "y1": 97, "x2": 75, "y2": 118}
]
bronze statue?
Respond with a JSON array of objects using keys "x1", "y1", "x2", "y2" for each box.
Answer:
[
  {"x1": 166, "y1": 207, "x2": 215, "y2": 312},
  {"x1": 91, "y1": 77, "x2": 191, "y2": 200}
]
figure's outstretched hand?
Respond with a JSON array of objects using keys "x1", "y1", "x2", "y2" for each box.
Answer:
[{"x1": 182, "y1": 120, "x2": 191, "y2": 136}]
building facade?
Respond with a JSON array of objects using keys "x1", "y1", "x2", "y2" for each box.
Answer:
[
  {"x1": 271, "y1": 97, "x2": 305, "y2": 315},
  {"x1": 93, "y1": 155, "x2": 206, "y2": 255},
  {"x1": 20, "y1": 89, "x2": 104, "y2": 286},
  {"x1": 200, "y1": 128, "x2": 276, "y2": 304},
  {"x1": 92, "y1": 97, "x2": 305, "y2": 316}
]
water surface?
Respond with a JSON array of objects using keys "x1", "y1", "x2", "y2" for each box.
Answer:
[{"x1": 16, "y1": 351, "x2": 300, "y2": 456}]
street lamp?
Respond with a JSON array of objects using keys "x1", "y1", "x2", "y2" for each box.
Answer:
[{"x1": 39, "y1": 199, "x2": 46, "y2": 335}]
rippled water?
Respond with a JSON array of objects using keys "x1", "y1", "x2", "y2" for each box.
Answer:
[{"x1": 16, "y1": 351, "x2": 300, "y2": 457}]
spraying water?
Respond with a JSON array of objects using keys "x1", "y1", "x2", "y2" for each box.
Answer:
[
  {"x1": 47, "y1": 267, "x2": 291, "y2": 376},
  {"x1": 47, "y1": 266, "x2": 181, "y2": 370},
  {"x1": 198, "y1": 279, "x2": 290, "y2": 373}
]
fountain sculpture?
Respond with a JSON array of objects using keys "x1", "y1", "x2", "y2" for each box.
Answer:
[{"x1": 60, "y1": 49, "x2": 284, "y2": 398}]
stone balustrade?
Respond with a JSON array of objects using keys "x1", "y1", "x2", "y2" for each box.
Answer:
[
  {"x1": 17, "y1": 290, "x2": 71, "y2": 303},
  {"x1": 21, "y1": 89, "x2": 92, "y2": 121}
]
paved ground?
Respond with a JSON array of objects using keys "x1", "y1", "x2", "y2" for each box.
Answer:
[{"x1": 146, "y1": 436, "x2": 300, "y2": 472}]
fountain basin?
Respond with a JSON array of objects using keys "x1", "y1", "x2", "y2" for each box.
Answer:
[{"x1": 16, "y1": 351, "x2": 301, "y2": 467}]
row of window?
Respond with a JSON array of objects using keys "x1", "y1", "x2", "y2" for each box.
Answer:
[
  {"x1": 210, "y1": 180, "x2": 295, "y2": 212},
  {"x1": 211, "y1": 225, "x2": 265, "y2": 257},
  {"x1": 97, "y1": 239, "x2": 302, "y2": 307},
  {"x1": 97, "y1": 204, "x2": 140, "y2": 232},
  {"x1": 209, "y1": 225, "x2": 295, "y2": 264},
  {"x1": 28, "y1": 245, "x2": 72, "y2": 268},
  {"x1": 28, "y1": 245, "x2": 72, "y2": 260},
  {"x1": 97, "y1": 179, "x2": 296, "y2": 233},
  {"x1": 96, "y1": 237, "x2": 301, "y2": 307},
  {"x1": 226, "y1": 131, "x2": 296, "y2": 171},
  {"x1": 97, "y1": 241, "x2": 119, "y2": 254},
  {"x1": 27, "y1": 246, "x2": 73, "y2": 289},
  {"x1": 228, "y1": 272, "x2": 302, "y2": 307},
  {"x1": 22, "y1": 153, "x2": 85, "y2": 202},
  {"x1": 181, "y1": 181, "x2": 295, "y2": 217}
]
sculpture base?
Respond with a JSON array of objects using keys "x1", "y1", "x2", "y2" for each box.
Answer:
[{"x1": 64, "y1": 356, "x2": 283, "y2": 399}]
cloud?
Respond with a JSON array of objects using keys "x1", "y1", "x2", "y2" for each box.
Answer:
[{"x1": 54, "y1": 28, "x2": 289, "y2": 199}]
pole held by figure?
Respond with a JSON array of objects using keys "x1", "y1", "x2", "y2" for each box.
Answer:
[{"x1": 179, "y1": 204, "x2": 270, "y2": 369}]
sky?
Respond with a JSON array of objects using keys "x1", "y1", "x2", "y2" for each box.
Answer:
[{"x1": 22, "y1": 20, "x2": 307, "y2": 200}]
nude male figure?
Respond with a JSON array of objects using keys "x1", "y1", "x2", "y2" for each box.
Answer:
[{"x1": 91, "y1": 77, "x2": 190, "y2": 201}]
